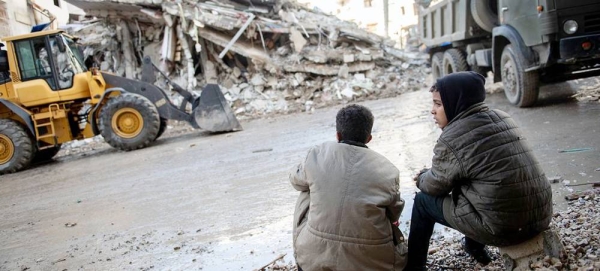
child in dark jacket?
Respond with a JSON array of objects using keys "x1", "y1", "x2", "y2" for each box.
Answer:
[{"x1": 405, "y1": 72, "x2": 553, "y2": 270}]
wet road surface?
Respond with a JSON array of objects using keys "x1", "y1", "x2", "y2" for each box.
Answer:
[{"x1": 0, "y1": 83, "x2": 599, "y2": 270}]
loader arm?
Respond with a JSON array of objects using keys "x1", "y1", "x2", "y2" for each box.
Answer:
[
  {"x1": 101, "y1": 72, "x2": 197, "y2": 126},
  {"x1": 95, "y1": 57, "x2": 242, "y2": 133}
]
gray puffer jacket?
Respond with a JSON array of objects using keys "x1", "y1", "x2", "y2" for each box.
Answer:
[{"x1": 417, "y1": 103, "x2": 552, "y2": 246}]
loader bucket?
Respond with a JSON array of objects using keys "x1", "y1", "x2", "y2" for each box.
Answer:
[{"x1": 193, "y1": 84, "x2": 243, "y2": 132}]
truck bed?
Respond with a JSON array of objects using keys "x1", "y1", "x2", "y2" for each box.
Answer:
[{"x1": 418, "y1": 0, "x2": 489, "y2": 47}]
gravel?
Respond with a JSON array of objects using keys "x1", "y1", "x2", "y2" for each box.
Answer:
[{"x1": 261, "y1": 188, "x2": 600, "y2": 271}]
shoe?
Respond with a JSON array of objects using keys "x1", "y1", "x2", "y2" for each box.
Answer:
[{"x1": 461, "y1": 237, "x2": 492, "y2": 265}]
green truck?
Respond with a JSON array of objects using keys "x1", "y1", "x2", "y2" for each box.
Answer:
[{"x1": 418, "y1": 0, "x2": 600, "y2": 107}]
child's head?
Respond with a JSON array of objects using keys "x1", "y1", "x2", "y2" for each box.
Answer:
[
  {"x1": 430, "y1": 84, "x2": 448, "y2": 129},
  {"x1": 430, "y1": 71, "x2": 486, "y2": 129},
  {"x1": 336, "y1": 104, "x2": 374, "y2": 144}
]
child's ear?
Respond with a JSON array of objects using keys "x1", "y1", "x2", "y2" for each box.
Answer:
[
  {"x1": 336, "y1": 132, "x2": 341, "y2": 142},
  {"x1": 366, "y1": 134, "x2": 372, "y2": 144}
]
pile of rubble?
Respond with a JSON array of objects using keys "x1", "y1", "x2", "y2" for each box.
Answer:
[
  {"x1": 571, "y1": 78, "x2": 600, "y2": 103},
  {"x1": 64, "y1": 0, "x2": 429, "y2": 118},
  {"x1": 422, "y1": 187, "x2": 600, "y2": 270},
  {"x1": 258, "y1": 185, "x2": 600, "y2": 271}
]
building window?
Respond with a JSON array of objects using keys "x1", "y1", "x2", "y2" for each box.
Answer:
[
  {"x1": 364, "y1": 0, "x2": 372, "y2": 7},
  {"x1": 53, "y1": 0, "x2": 60, "y2": 7},
  {"x1": 366, "y1": 23, "x2": 377, "y2": 32},
  {"x1": 413, "y1": 3, "x2": 419, "y2": 15},
  {"x1": 401, "y1": 6, "x2": 405, "y2": 15}
]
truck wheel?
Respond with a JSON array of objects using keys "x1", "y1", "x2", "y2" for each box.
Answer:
[
  {"x1": 431, "y1": 52, "x2": 444, "y2": 80},
  {"x1": 100, "y1": 93, "x2": 160, "y2": 151},
  {"x1": 0, "y1": 119, "x2": 35, "y2": 174},
  {"x1": 155, "y1": 118, "x2": 168, "y2": 140},
  {"x1": 471, "y1": 0, "x2": 499, "y2": 33},
  {"x1": 33, "y1": 145, "x2": 61, "y2": 163},
  {"x1": 500, "y1": 45, "x2": 539, "y2": 107},
  {"x1": 443, "y1": 49, "x2": 469, "y2": 75}
]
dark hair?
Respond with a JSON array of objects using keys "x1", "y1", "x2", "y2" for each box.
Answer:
[
  {"x1": 336, "y1": 104, "x2": 374, "y2": 143},
  {"x1": 429, "y1": 84, "x2": 437, "y2": 92}
]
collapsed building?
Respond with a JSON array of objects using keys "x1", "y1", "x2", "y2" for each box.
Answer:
[{"x1": 64, "y1": 0, "x2": 429, "y2": 118}]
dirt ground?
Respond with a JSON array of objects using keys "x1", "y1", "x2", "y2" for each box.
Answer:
[{"x1": 1, "y1": 81, "x2": 599, "y2": 271}]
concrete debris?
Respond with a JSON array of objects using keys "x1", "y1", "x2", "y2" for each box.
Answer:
[
  {"x1": 246, "y1": 186, "x2": 600, "y2": 271},
  {"x1": 64, "y1": 0, "x2": 430, "y2": 118},
  {"x1": 571, "y1": 78, "x2": 600, "y2": 102}
]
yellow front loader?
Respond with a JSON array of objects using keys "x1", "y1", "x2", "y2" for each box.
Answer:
[{"x1": 0, "y1": 30, "x2": 241, "y2": 175}]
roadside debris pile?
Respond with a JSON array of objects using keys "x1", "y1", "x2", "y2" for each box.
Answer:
[
  {"x1": 258, "y1": 187, "x2": 600, "y2": 270},
  {"x1": 421, "y1": 187, "x2": 600, "y2": 270},
  {"x1": 64, "y1": 0, "x2": 429, "y2": 119}
]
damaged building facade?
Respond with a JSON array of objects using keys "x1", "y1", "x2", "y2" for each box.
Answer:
[
  {"x1": 64, "y1": 0, "x2": 429, "y2": 118},
  {"x1": 0, "y1": 0, "x2": 84, "y2": 37}
]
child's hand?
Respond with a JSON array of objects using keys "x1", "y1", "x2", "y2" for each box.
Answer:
[{"x1": 413, "y1": 168, "x2": 429, "y2": 183}]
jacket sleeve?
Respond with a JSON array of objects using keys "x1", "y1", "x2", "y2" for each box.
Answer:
[
  {"x1": 417, "y1": 139, "x2": 462, "y2": 196},
  {"x1": 386, "y1": 175, "x2": 404, "y2": 222},
  {"x1": 290, "y1": 148, "x2": 311, "y2": 192}
]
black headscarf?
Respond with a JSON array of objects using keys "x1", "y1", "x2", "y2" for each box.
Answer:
[{"x1": 436, "y1": 71, "x2": 486, "y2": 123}]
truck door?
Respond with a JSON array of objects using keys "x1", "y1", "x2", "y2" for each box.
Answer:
[{"x1": 498, "y1": 0, "x2": 544, "y2": 46}]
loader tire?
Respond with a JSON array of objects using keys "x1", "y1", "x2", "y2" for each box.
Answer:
[
  {"x1": 33, "y1": 145, "x2": 61, "y2": 163},
  {"x1": 0, "y1": 119, "x2": 35, "y2": 175},
  {"x1": 431, "y1": 52, "x2": 444, "y2": 80},
  {"x1": 443, "y1": 49, "x2": 469, "y2": 75},
  {"x1": 155, "y1": 118, "x2": 168, "y2": 140},
  {"x1": 500, "y1": 45, "x2": 539, "y2": 107},
  {"x1": 100, "y1": 93, "x2": 160, "y2": 151}
]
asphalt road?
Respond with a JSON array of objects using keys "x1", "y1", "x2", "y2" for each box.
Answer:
[{"x1": 1, "y1": 82, "x2": 598, "y2": 270}]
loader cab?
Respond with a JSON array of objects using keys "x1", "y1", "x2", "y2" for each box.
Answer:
[
  {"x1": 3, "y1": 31, "x2": 89, "y2": 107},
  {"x1": 13, "y1": 34, "x2": 85, "y2": 91}
]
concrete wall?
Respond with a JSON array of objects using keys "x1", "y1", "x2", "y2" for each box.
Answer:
[
  {"x1": 296, "y1": 0, "x2": 419, "y2": 48},
  {"x1": 0, "y1": 1, "x2": 10, "y2": 38}
]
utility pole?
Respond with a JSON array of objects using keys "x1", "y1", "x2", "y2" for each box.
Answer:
[{"x1": 383, "y1": 0, "x2": 389, "y2": 37}]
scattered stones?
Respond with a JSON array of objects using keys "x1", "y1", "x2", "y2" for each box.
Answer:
[
  {"x1": 548, "y1": 176, "x2": 563, "y2": 184},
  {"x1": 418, "y1": 188, "x2": 600, "y2": 270}
]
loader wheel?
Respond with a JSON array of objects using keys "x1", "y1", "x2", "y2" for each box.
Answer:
[
  {"x1": 0, "y1": 119, "x2": 35, "y2": 175},
  {"x1": 501, "y1": 45, "x2": 540, "y2": 107},
  {"x1": 431, "y1": 52, "x2": 444, "y2": 80},
  {"x1": 33, "y1": 145, "x2": 61, "y2": 163},
  {"x1": 100, "y1": 93, "x2": 160, "y2": 151},
  {"x1": 155, "y1": 118, "x2": 168, "y2": 140},
  {"x1": 443, "y1": 49, "x2": 469, "y2": 75}
]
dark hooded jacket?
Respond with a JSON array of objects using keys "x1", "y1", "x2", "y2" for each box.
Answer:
[{"x1": 417, "y1": 72, "x2": 553, "y2": 246}]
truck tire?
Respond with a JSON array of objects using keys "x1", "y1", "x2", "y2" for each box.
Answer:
[
  {"x1": 0, "y1": 119, "x2": 35, "y2": 175},
  {"x1": 100, "y1": 93, "x2": 160, "y2": 151},
  {"x1": 431, "y1": 52, "x2": 444, "y2": 80},
  {"x1": 500, "y1": 45, "x2": 539, "y2": 107},
  {"x1": 443, "y1": 49, "x2": 469, "y2": 75},
  {"x1": 471, "y1": 0, "x2": 498, "y2": 33},
  {"x1": 155, "y1": 118, "x2": 168, "y2": 140},
  {"x1": 33, "y1": 145, "x2": 61, "y2": 163}
]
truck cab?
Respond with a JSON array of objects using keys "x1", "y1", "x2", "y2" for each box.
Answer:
[{"x1": 418, "y1": 0, "x2": 600, "y2": 107}]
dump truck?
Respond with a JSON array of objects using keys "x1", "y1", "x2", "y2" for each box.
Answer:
[
  {"x1": 0, "y1": 29, "x2": 242, "y2": 174},
  {"x1": 418, "y1": 0, "x2": 600, "y2": 107}
]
